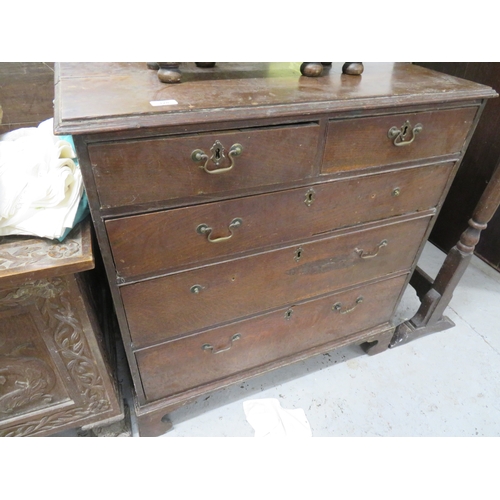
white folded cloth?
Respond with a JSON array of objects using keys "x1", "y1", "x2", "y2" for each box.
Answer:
[
  {"x1": 243, "y1": 398, "x2": 312, "y2": 437},
  {"x1": 0, "y1": 118, "x2": 83, "y2": 239}
]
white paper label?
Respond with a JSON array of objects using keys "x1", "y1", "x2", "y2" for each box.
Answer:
[{"x1": 149, "y1": 99, "x2": 178, "y2": 106}]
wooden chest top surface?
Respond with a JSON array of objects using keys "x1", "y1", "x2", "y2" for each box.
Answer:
[{"x1": 53, "y1": 62, "x2": 497, "y2": 135}]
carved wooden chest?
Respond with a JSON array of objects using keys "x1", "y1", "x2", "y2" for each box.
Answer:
[
  {"x1": 54, "y1": 63, "x2": 496, "y2": 436},
  {"x1": 0, "y1": 221, "x2": 123, "y2": 436}
]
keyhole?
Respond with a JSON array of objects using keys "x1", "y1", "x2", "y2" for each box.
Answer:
[
  {"x1": 210, "y1": 141, "x2": 225, "y2": 165},
  {"x1": 304, "y1": 188, "x2": 315, "y2": 206},
  {"x1": 294, "y1": 247, "x2": 303, "y2": 262},
  {"x1": 284, "y1": 308, "x2": 294, "y2": 320}
]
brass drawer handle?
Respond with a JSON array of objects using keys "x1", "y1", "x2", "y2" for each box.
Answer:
[
  {"x1": 332, "y1": 296, "x2": 364, "y2": 314},
  {"x1": 191, "y1": 140, "x2": 243, "y2": 174},
  {"x1": 355, "y1": 239, "x2": 388, "y2": 259},
  {"x1": 388, "y1": 120, "x2": 423, "y2": 147},
  {"x1": 202, "y1": 333, "x2": 241, "y2": 354},
  {"x1": 196, "y1": 218, "x2": 243, "y2": 243}
]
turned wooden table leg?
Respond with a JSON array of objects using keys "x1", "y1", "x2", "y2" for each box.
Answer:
[{"x1": 391, "y1": 162, "x2": 500, "y2": 348}]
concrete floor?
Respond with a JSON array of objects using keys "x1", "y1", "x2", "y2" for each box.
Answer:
[{"x1": 125, "y1": 241, "x2": 500, "y2": 437}]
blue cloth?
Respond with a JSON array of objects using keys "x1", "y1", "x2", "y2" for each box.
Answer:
[
  {"x1": 57, "y1": 191, "x2": 90, "y2": 241},
  {"x1": 57, "y1": 134, "x2": 90, "y2": 242}
]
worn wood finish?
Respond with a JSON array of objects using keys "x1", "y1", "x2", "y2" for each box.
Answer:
[
  {"x1": 0, "y1": 62, "x2": 54, "y2": 135},
  {"x1": 89, "y1": 123, "x2": 320, "y2": 209},
  {"x1": 322, "y1": 107, "x2": 477, "y2": 173},
  {"x1": 136, "y1": 274, "x2": 407, "y2": 401},
  {"x1": 54, "y1": 63, "x2": 494, "y2": 135},
  {"x1": 122, "y1": 216, "x2": 431, "y2": 347},
  {"x1": 107, "y1": 163, "x2": 453, "y2": 280},
  {"x1": 54, "y1": 63, "x2": 496, "y2": 435},
  {"x1": 0, "y1": 222, "x2": 123, "y2": 436}
]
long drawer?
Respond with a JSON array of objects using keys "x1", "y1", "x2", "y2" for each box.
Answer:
[
  {"x1": 322, "y1": 106, "x2": 477, "y2": 173},
  {"x1": 122, "y1": 215, "x2": 431, "y2": 348},
  {"x1": 107, "y1": 162, "x2": 453, "y2": 279},
  {"x1": 88, "y1": 123, "x2": 321, "y2": 209},
  {"x1": 135, "y1": 274, "x2": 407, "y2": 402}
]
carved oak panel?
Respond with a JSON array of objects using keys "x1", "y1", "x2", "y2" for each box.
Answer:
[{"x1": 0, "y1": 275, "x2": 122, "y2": 437}]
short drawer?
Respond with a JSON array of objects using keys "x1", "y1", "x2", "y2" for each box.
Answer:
[
  {"x1": 322, "y1": 106, "x2": 477, "y2": 174},
  {"x1": 88, "y1": 123, "x2": 320, "y2": 209},
  {"x1": 107, "y1": 162, "x2": 453, "y2": 279},
  {"x1": 135, "y1": 274, "x2": 407, "y2": 402},
  {"x1": 122, "y1": 215, "x2": 430, "y2": 348}
]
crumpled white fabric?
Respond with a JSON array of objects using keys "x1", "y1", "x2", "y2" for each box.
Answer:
[
  {"x1": 243, "y1": 398, "x2": 312, "y2": 437},
  {"x1": 0, "y1": 118, "x2": 83, "y2": 239}
]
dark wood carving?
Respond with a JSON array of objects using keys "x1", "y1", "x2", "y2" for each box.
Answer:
[
  {"x1": 0, "y1": 341, "x2": 57, "y2": 414},
  {"x1": 0, "y1": 234, "x2": 81, "y2": 271},
  {"x1": 0, "y1": 221, "x2": 123, "y2": 436},
  {"x1": 0, "y1": 276, "x2": 114, "y2": 436}
]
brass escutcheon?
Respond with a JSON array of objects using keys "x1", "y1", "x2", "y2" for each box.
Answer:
[
  {"x1": 388, "y1": 120, "x2": 423, "y2": 147},
  {"x1": 294, "y1": 247, "x2": 304, "y2": 262},
  {"x1": 304, "y1": 188, "x2": 315, "y2": 207},
  {"x1": 191, "y1": 140, "x2": 243, "y2": 174}
]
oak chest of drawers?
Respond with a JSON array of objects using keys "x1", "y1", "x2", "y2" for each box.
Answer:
[{"x1": 54, "y1": 62, "x2": 496, "y2": 436}]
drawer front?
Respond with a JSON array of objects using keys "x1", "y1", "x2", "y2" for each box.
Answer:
[
  {"x1": 122, "y1": 215, "x2": 430, "y2": 348},
  {"x1": 88, "y1": 123, "x2": 320, "y2": 209},
  {"x1": 107, "y1": 162, "x2": 453, "y2": 279},
  {"x1": 322, "y1": 107, "x2": 477, "y2": 174},
  {"x1": 135, "y1": 274, "x2": 406, "y2": 402}
]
